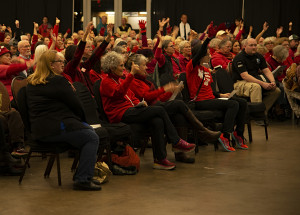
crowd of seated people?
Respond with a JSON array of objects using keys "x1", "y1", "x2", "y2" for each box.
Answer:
[{"x1": 0, "y1": 13, "x2": 299, "y2": 191}]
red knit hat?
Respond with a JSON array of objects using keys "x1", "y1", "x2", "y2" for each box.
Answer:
[{"x1": 0, "y1": 46, "x2": 10, "y2": 57}]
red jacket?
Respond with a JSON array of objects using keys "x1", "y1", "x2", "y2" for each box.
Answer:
[
  {"x1": 89, "y1": 69, "x2": 108, "y2": 84},
  {"x1": 186, "y1": 61, "x2": 215, "y2": 101},
  {"x1": 38, "y1": 24, "x2": 53, "y2": 38},
  {"x1": 63, "y1": 40, "x2": 109, "y2": 94},
  {"x1": 100, "y1": 73, "x2": 139, "y2": 123},
  {"x1": 0, "y1": 63, "x2": 27, "y2": 100},
  {"x1": 211, "y1": 51, "x2": 232, "y2": 70},
  {"x1": 178, "y1": 54, "x2": 190, "y2": 73},
  {"x1": 294, "y1": 55, "x2": 300, "y2": 65},
  {"x1": 129, "y1": 74, "x2": 172, "y2": 105}
]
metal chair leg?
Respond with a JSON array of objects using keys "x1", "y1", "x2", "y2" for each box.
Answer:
[
  {"x1": 264, "y1": 120, "x2": 268, "y2": 140},
  {"x1": 56, "y1": 154, "x2": 61, "y2": 186},
  {"x1": 247, "y1": 122, "x2": 253, "y2": 143},
  {"x1": 19, "y1": 150, "x2": 32, "y2": 184},
  {"x1": 44, "y1": 155, "x2": 55, "y2": 178}
]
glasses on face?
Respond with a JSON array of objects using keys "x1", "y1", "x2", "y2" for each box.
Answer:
[
  {"x1": 53, "y1": 60, "x2": 65, "y2": 63},
  {"x1": 22, "y1": 45, "x2": 31, "y2": 49},
  {"x1": 265, "y1": 42, "x2": 273, "y2": 45},
  {"x1": 168, "y1": 45, "x2": 174, "y2": 48}
]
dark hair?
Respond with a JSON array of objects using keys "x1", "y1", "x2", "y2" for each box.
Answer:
[
  {"x1": 231, "y1": 40, "x2": 241, "y2": 52},
  {"x1": 65, "y1": 45, "x2": 78, "y2": 62},
  {"x1": 191, "y1": 43, "x2": 202, "y2": 58},
  {"x1": 136, "y1": 48, "x2": 154, "y2": 59},
  {"x1": 35, "y1": 41, "x2": 45, "y2": 50},
  {"x1": 0, "y1": 42, "x2": 10, "y2": 50}
]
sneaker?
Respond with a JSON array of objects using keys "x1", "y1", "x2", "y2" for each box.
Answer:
[
  {"x1": 218, "y1": 134, "x2": 235, "y2": 152},
  {"x1": 153, "y1": 159, "x2": 176, "y2": 170},
  {"x1": 11, "y1": 147, "x2": 28, "y2": 157},
  {"x1": 231, "y1": 132, "x2": 248, "y2": 150},
  {"x1": 172, "y1": 139, "x2": 195, "y2": 153}
]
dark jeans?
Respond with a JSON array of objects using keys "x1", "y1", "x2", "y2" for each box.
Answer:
[
  {"x1": 122, "y1": 106, "x2": 180, "y2": 160},
  {"x1": 155, "y1": 100, "x2": 189, "y2": 127},
  {"x1": 195, "y1": 98, "x2": 246, "y2": 134},
  {"x1": 40, "y1": 128, "x2": 99, "y2": 183}
]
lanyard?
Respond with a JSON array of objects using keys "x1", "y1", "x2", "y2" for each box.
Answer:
[{"x1": 111, "y1": 77, "x2": 135, "y2": 107}]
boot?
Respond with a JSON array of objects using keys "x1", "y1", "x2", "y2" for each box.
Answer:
[
  {"x1": 175, "y1": 127, "x2": 195, "y2": 163},
  {"x1": 0, "y1": 152, "x2": 23, "y2": 167},
  {"x1": 184, "y1": 109, "x2": 221, "y2": 142}
]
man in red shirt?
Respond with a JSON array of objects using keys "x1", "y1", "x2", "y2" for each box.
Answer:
[{"x1": 38, "y1": 16, "x2": 53, "y2": 38}]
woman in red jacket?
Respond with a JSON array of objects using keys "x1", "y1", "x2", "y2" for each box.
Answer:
[
  {"x1": 100, "y1": 51, "x2": 195, "y2": 170},
  {"x1": 186, "y1": 38, "x2": 248, "y2": 152},
  {"x1": 127, "y1": 54, "x2": 221, "y2": 163}
]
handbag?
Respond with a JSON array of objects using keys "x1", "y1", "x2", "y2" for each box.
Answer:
[{"x1": 93, "y1": 161, "x2": 112, "y2": 184}]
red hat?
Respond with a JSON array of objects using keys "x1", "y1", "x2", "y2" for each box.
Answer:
[{"x1": 0, "y1": 46, "x2": 10, "y2": 57}]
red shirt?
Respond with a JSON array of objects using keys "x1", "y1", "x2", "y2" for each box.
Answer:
[
  {"x1": 100, "y1": 73, "x2": 139, "y2": 123},
  {"x1": 186, "y1": 61, "x2": 215, "y2": 101},
  {"x1": 178, "y1": 54, "x2": 190, "y2": 73},
  {"x1": 129, "y1": 74, "x2": 172, "y2": 105},
  {"x1": 211, "y1": 51, "x2": 232, "y2": 70},
  {"x1": 294, "y1": 55, "x2": 300, "y2": 65},
  {"x1": 0, "y1": 63, "x2": 27, "y2": 100},
  {"x1": 89, "y1": 69, "x2": 107, "y2": 84}
]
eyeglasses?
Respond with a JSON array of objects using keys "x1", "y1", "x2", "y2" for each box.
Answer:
[
  {"x1": 168, "y1": 45, "x2": 174, "y2": 48},
  {"x1": 22, "y1": 45, "x2": 31, "y2": 48},
  {"x1": 53, "y1": 60, "x2": 65, "y2": 63}
]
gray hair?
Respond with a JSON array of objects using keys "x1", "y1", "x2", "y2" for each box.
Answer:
[
  {"x1": 179, "y1": 41, "x2": 190, "y2": 53},
  {"x1": 162, "y1": 40, "x2": 172, "y2": 51},
  {"x1": 273, "y1": 45, "x2": 289, "y2": 62},
  {"x1": 218, "y1": 39, "x2": 232, "y2": 49},
  {"x1": 129, "y1": 39, "x2": 139, "y2": 50},
  {"x1": 209, "y1": 38, "x2": 221, "y2": 49},
  {"x1": 126, "y1": 54, "x2": 148, "y2": 70},
  {"x1": 101, "y1": 51, "x2": 124, "y2": 73},
  {"x1": 112, "y1": 46, "x2": 126, "y2": 54}
]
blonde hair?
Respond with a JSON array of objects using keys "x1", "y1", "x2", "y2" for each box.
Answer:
[
  {"x1": 263, "y1": 37, "x2": 275, "y2": 46},
  {"x1": 256, "y1": 44, "x2": 268, "y2": 56},
  {"x1": 27, "y1": 50, "x2": 58, "y2": 85},
  {"x1": 34, "y1": 45, "x2": 48, "y2": 64}
]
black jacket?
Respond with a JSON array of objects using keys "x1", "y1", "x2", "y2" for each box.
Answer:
[{"x1": 27, "y1": 75, "x2": 87, "y2": 140}]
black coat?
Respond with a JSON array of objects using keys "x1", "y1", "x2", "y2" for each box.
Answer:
[{"x1": 27, "y1": 75, "x2": 87, "y2": 140}]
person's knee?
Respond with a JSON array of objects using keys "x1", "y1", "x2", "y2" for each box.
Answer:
[
  {"x1": 151, "y1": 117, "x2": 164, "y2": 129},
  {"x1": 251, "y1": 83, "x2": 262, "y2": 93},
  {"x1": 85, "y1": 129, "x2": 99, "y2": 146}
]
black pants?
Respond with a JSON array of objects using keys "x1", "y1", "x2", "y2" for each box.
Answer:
[
  {"x1": 195, "y1": 97, "x2": 246, "y2": 134},
  {"x1": 122, "y1": 106, "x2": 180, "y2": 160},
  {"x1": 155, "y1": 100, "x2": 189, "y2": 127}
]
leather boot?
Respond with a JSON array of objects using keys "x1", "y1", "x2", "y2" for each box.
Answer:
[
  {"x1": 184, "y1": 109, "x2": 221, "y2": 142},
  {"x1": 175, "y1": 127, "x2": 195, "y2": 163}
]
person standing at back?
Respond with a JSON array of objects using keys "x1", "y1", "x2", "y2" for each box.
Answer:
[{"x1": 179, "y1": 14, "x2": 190, "y2": 41}]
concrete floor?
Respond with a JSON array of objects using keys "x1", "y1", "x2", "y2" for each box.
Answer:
[{"x1": 0, "y1": 120, "x2": 300, "y2": 215}]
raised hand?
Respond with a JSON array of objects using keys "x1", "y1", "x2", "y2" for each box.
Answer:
[
  {"x1": 249, "y1": 25, "x2": 253, "y2": 33},
  {"x1": 1, "y1": 24, "x2": 6, "y2": 32},
  {"x1": 138, "y1": 20, "x2": 146, "y2": 29},
  {"x1": 276, "y1": 26, "x2": 283, "y2": 36},
  {"x1": 207, "y1": 21, "x2": 217, "y2": 38},
  {"x1": 263, "y1": 21, "x2": 269, "y2": 31},
  {"x1": 56, "y1": 17, "x2": 60, "y2": 25},
  {"x1": 33, "y1": 22, "x2": 39, "y2": 29}
]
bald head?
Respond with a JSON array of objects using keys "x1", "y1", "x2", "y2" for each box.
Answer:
[{"x1": 244, "y1": 38, "x2": 257, "y2": 55}]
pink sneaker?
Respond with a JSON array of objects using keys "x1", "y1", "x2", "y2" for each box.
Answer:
[
  {"x1": 231, "y1": 131, "x2": 248, "y2": 150},
  {"x1": 172, "y1": 139, "x2": 195, "y2": 153},
  {"x1": 218, "y1": 134, "x2": 235, "y2": 152},
  {"x1": 153, "y1": 159, "x2": 176, "y2": 170}
]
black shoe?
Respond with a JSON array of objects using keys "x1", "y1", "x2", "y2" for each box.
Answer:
[
  {"x1": 73, "y1": 181, "x2": 102, "y2": 191},
  {"x1": 92, "y1": 179, "x2": 101, "y2": 186},
  {"x1": 175, "y1": 152, "x2": 195, "y2": 163}
]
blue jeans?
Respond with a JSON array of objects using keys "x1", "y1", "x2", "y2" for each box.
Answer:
[{"x1": 41, "y1": 128, "x2": 99, "y2": 183}]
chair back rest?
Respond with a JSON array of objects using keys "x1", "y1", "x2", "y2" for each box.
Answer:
[
  {"x1": 16, "y1": 86, "x2": 32, "y2": 137},
  {"x1": 215, "y1": 68, "x2": 234, "y2": 93},
  {"x1": 0, "y1": 81, "x2": 11, "y2": 112},
  {"x1": 11, "y1": 76, "x2": 27, "y2": 107},
  {"x1": 93, "y1": 79, "x2": 110, "y2": 122},
  {"x1": 72, "y1": 82, "x2": 100, "y2": 125},
  {"x1": 178, "y1": 73, "x2": 191, "y2": 102}
]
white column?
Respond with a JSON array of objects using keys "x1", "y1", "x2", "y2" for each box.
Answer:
[
  {"x1": 83, "y1": 0, "x2": 91, "y2": 29},
  {"x1": 146, "y1": 0, "x2": 151, "y2": 38},
  {"x1": 114, "y1": 0, "x2": 122, "y2": 33}
]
